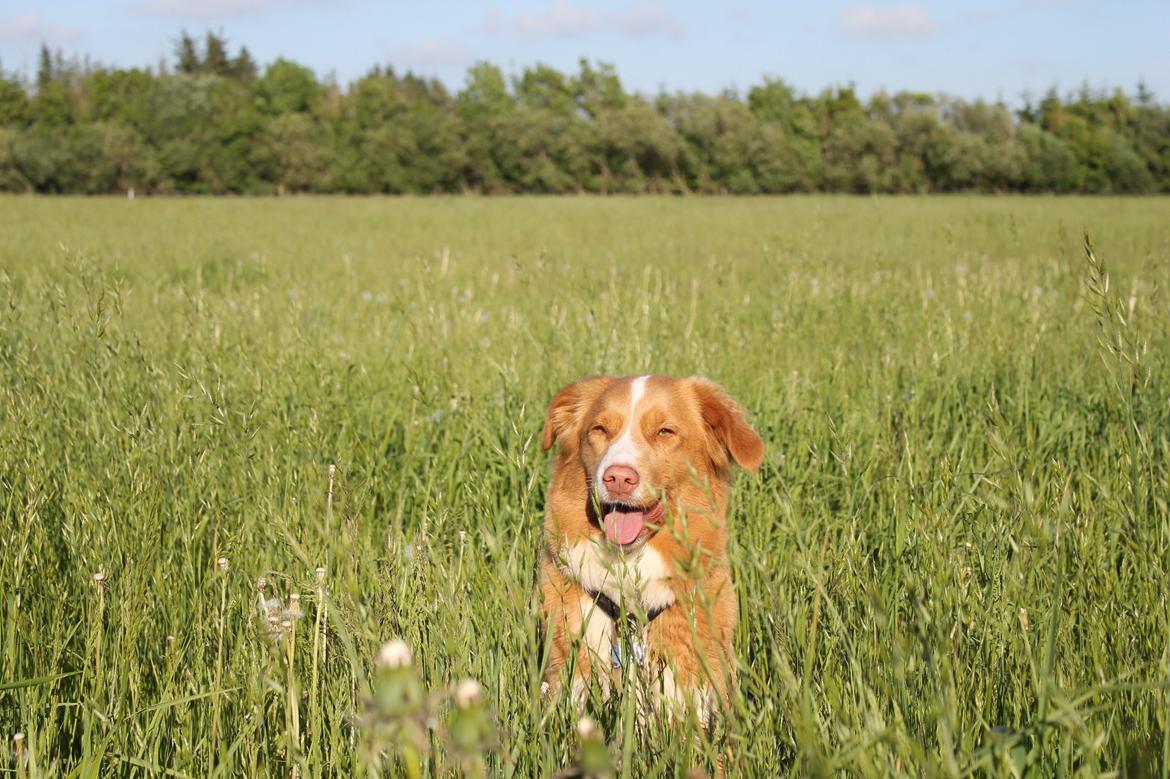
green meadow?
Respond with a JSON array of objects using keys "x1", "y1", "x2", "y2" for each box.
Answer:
[{"x1": 1, "y1": 195, "x2": 1168, "y2": 777}]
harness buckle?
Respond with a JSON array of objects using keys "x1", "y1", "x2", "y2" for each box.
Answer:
[{"x1": 610, "y1": 637, "x2": 648, "y2": 670}]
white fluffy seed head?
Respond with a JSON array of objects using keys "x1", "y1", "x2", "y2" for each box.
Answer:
[
  {"x1": 257, "y1": 576, "x2": 267, "y2": 592},
  {"x1": 377, "y1": 638, "x2": 412, "y2": 669},
  {"x1": 315, "y1": 566, "x2": 326, "y2": 583},
  {"x1": 454, "y1": 678, "x2": 483, "y2": 708},
  {"x1": 576, "y1": 716, "x2": 601, "y2": 739},
  {"x1": 217, "y1": 557, "x2": 229, "y2": 571},
  {"x1": 93, "y1": 572, "x2": 106, "y2": 583}
]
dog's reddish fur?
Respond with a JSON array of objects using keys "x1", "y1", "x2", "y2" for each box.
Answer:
[{"x1": 539, "y1": 374, "x2": 763, "y2": 718}]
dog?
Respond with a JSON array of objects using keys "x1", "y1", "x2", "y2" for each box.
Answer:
[{"x1": 539, "y1": 374, "x2": 764, "y2": 725}]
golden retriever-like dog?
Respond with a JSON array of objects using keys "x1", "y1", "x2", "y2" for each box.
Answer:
[{"x1": 539, "y1": 374, "x2": 764, "y2": 724}]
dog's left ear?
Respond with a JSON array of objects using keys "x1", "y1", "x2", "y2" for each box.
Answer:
[
  {"x1": 541, "y1": 376, "x2": 614, "y2": 452},
  {"x1": 689, "y1": 378, "x2": 765, "y2": 472}
]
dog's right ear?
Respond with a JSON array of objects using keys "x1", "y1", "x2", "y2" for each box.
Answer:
[{"x1": 541, "y1": 376, "x2": 613, "y2": 452}]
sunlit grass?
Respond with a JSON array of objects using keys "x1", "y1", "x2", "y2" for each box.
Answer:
[{"x1": 1, "y1": 195, "x2": 1168, "y2": 776}]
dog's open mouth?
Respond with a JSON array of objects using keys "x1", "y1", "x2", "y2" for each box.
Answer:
[{"x1": 600, "y1": 501, "x2": 664, "y2": 545}]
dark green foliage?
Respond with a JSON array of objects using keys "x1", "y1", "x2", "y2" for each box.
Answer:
[
  {"x1": 255, "y1": 59, "x2": 319, "y2": 116},
  {"x1": 174, "y1": 31, "x2": 200, "y2": 75},
  {"x1": 36, "y1": 44, "x2": 55, "y2": 90},
  {"x1": 232, "y1": 46, "x2": 258, "y2": 82},
  {"x1": 0, "y1": 72, "x2": 28, "y2": 126},
  {"x1": 2, "y1": 34, "x2": 1170, "y2": 194},
  {"x1": 202, "y1": 31, "x2": 233, "y2": 78}
]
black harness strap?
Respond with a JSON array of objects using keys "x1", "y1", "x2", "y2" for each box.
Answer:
[{"x1": 586, "y1": 589, "x2": 668, "y2": 627}]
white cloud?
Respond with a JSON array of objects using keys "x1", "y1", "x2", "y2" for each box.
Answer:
[
  {"x1": 514, "y1": 1, "x2": 595, "y2": 36},
  {"x1": 486, "y1": 1, "x2": 683, "y2": 39},
  {"x1": 840, "y1": 3, "x2": 939, "y2": 37},
  {"x1": 725, "y1": 6, "x2": 754, "y2": 24},
  {"x1": 128, "y1": 0, "x2": 327, "y2": 20},
  {"x1": 614, "y1": 4, "x2": 682, "y2": 37},
  {"x1": 0, "y1": 11, "x2": 82, "y2": 44},
  {"x1": 386, "y1": 38, "x2": 472, "y2": 68}
]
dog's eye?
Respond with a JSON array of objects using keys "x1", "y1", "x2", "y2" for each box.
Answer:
[
  {"x1": 590, "y1": 424, "x2": 608, "y2": 436},
  {"x1": 657, "y1": 427, "x2": 676, "y2": 438}
]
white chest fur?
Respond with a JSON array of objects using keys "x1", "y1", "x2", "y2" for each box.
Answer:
[{"x1": 559, "y1": 538, "x2": 676, "y2": 615}]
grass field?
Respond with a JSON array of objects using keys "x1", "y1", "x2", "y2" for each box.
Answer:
[{"x1": 1, "y1": 195, "x2": 1168, "y2": 777}]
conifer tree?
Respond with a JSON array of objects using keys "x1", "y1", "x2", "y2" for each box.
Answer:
[{"x1": 175, "y1": 31, "x2": 200, "y2": 74}]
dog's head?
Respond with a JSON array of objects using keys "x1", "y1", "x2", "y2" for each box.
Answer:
[{"x1": 541, "y1": 375, "x2": 764, "y2": 547}]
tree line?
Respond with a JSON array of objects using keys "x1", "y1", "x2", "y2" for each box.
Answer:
[{"x1": 1, "y1": 32, "x2": 1168, "y2": 195}]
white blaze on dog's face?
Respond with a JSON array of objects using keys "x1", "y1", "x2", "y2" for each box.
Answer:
[
  {"x1": 589, "y1": 376, "x2": 654, "y2": 544},
  {"x1": 541, "y1": 375, "x2": 765, "y2": 548}
]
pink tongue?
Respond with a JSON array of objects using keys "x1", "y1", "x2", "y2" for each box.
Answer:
[{"x1": 603, "y1": 509, "x2": 645, "y2": 545}]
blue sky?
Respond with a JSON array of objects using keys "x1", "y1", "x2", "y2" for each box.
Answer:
[{"x1": 1, "y1": 1, "x2": 1167, "y2": 103}]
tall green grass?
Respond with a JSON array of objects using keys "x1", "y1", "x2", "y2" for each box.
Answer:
[{"x1": 1, "y1": 195, "x2": 1168, "y2": 776}]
